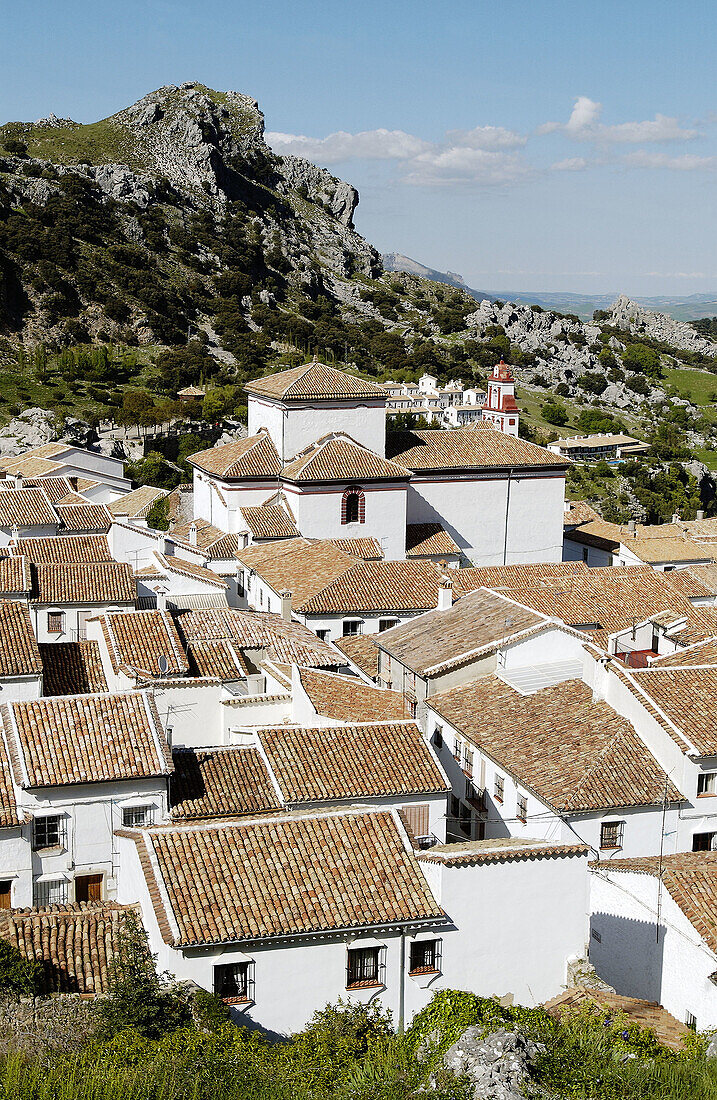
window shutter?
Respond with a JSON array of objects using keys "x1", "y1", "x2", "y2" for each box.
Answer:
[{"x1": 401, "y1": 803, "x2": 429, "y2": 839}]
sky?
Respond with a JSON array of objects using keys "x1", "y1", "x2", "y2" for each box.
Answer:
[{"x1": 3, "y1": 0, "x2": 717, "y2": 297}]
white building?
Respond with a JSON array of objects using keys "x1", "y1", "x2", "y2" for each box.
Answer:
[
  {"x1": 480, "y1": 361, "x2": 520, "y2": 437},
  {"x1": 0, "y1": 443, "x2": 132, "y2": 501},
  {"x1": 589, "y1": 853, "x2": 717, "y2": 1032},
  {"x1": 188, "y1": 361, "x2": 568, "y2": 567}
]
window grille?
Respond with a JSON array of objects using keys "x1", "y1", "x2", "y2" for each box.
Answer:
[
  {"x1": 33, "y1": 878, "x2": 68, "y2": 907},
  {"x1": 213, "y1": 961, "x2": 253, "y2": 1002},
  {"x1": 517, "y1": 794, "x2": 528, "y2": 822},
  {"x1": 342, "y1": 620, "x2": 363, "y2": 636},
  {"x1": 600, "y1": 821, "x2": 624, "y2": 850},
  {"x1": 122, "y1": 805, "x2": 154, "y2": 828},
  {"x1": 409, "y1": 939, "x2": 441, "y2": 975},
  {"x1": 346, "y1": 946, "x2": 380, "y2": 988},
  {"x1": 494, "y1": 775, "x2": 504, "y2": 803},
  {"x1": 698, "y1": 772, "x2": 717, "y2": 796},
  {"x1": 47, "y1": 611, "x2": 65, "y2": 633},
  {"x1": 32, "y1": 815, "x2": 66, "y2": 851}
]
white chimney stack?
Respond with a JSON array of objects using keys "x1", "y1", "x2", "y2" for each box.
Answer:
[
  {"x1": 697, "y1": 510, "x2": 705, "y2": 520},
  {"x1": 437, "y1": 578, "x2": 453, "y2": 612},
  {"x1": 156, "y1": 587, "x2": 168, "y2": 612},
  {"x1": 280, "y1": 590, "x2": 292, "y2": 622},
  {"x1": 188, "y1": 522, "x2": 198, "y2": 547}
]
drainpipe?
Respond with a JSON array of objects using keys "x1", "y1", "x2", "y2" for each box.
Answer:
[
  {"x1": 398, "y1": 930, "x2": 406, "y2": 1034},
  {"x1": 502, "y1": 469, "x2": 513, "y2": 566}
]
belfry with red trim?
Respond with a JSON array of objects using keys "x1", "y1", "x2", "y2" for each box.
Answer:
[{"x1": 481, "y1": 360, "x2": 520, "y2": 437}]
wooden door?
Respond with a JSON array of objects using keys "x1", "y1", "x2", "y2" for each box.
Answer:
[
  {"x1": 0, "y1": 881, "x2": 11, "y2": 909},
  {"x1": 75, "y1": 874, "x2": 103, "y2": 903}
]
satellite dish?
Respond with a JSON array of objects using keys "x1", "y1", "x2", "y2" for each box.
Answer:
[{"x1": 158, "y1": 655, "x2": 169, "y2": 676}]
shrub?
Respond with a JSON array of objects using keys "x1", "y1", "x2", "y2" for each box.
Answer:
[{"x1": 0, "y1": 937, "x2": 40, "y2": 997}]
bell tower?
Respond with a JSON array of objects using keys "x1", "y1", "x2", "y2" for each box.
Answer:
[{"x1": 482, "y1": 360, "x2": 520, "y2": 437}]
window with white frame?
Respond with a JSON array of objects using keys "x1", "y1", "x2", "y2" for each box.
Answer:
[
  {"x1": 122, "y1": 805, "x2": 154, "y2": 828},
  {"x1": 316, "y1": 629, "x2": 330, "y2": 642},
  {"x1": 494, "y1": 774, "x2": 504, "y2": 803},
  {"x1": 516, "y1": 793, "x2": 528, "y2": 822},
  {"x1": 463, "y1": 745, "x2": 474, "y2": 777},
  {"x1": 379, "y1": 618, "x2": 399, "y2": 632},
  {"x1": 698, "y1": 772, "x2": 717, "y2": 796},
  {"x1": 342, "y1": 619, "x2": 364, "y2": 636},
  {"x1": 346, "y1": 946, "x2": 381, "y2": 988},
  {"x1": 600, "y1": 820, "x2": 624, "y2": 850},
  {"x1": 213, "y1": 961, "x2": 252, "y2": 1002},
  {"x1": 453, "y1": 738, "x2": 461, "y2": 763},
  {"x1": 32, "y1": 815, "x2": 66, "y2": 851},
  {"x1": 33, "y1": 878, "x2": 68, "y2": 907},
  {"x1": 47, "y1": 611, "x2": 65, "y2": 634}
]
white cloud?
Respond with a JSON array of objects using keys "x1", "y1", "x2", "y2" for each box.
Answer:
[
  {"x1": 551, "y1": 156, "x2": 590, "y2": 171},
  {"x1": 402, "y1": 146, "x2": 531, "y2": 187},
  {"x1": 265, "y1": 128, "x2": 430, "y2": 163},
  {"x1": 444, "y1": 125, "x2": 526, "y2": 150},
  {"x1": 540, "y1": 96, "x2": 698, "y2": 144},
  {"x1": 623, "y1": 150, "x2": 716, "y2": 170}
]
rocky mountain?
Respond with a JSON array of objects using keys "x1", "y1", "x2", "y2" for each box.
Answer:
[
  {"x1": 382, "y1": 252, "x2": 492, "y2": 298},
  {"x1": 603, "y1": 294, "x2": 717, "y2": 356}
]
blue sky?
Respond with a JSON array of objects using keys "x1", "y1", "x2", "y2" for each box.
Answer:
[{"x1": 4, "y1": 0, "x2": 717, "y2": 296}]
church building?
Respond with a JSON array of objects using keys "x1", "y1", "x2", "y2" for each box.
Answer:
[{"x1": 188, "y1": 360, "x2": 568, "y2": 566}]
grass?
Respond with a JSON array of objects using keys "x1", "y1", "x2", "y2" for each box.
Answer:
[
  {"x1": 662, "y1": 365, "x2": 717, "y2": 406},
  {"x1": 0, "y1": 119, "x2": 135, "y2": 167}
]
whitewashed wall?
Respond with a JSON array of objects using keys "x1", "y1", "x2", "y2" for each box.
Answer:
[
  {"x1": 284, "y1": 481, "x2": 408, "y2": 561},
  {"x1": 248, "y1": 396, "x2": 386, "y2": 463}
]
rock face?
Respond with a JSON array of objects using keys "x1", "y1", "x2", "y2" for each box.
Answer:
[
  {"x1": 606, "y1": 294, "x2": 717, "y2": 356},
  {"x1": 442, "y1": 1027, "x2": 543, "y2": 1100},
  {"x1": 0, "y1": 409, "x2": 95, "y2": 456}
]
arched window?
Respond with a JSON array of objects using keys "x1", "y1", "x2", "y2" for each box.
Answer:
[{"x1": 341, "y1": 486, "x2": 365, "y2": 525}]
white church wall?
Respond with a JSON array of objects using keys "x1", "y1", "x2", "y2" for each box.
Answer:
[{"x1": 284, "y1": 481, "x2": 408, "y2": 561}]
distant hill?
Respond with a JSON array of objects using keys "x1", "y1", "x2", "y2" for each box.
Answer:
[{"x1": 382, "y1": 254, "x2": 717, "y2": 322}]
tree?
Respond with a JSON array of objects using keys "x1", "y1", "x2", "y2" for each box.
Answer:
[
  {"x1": 118, "y1": 390, "x2": 154, "y2": 431},
  {"x1": 542, "y1": 401, "x2": 569, "y2": 426},
  {"x1": 0, "y1": 938, "x2": 39, "y2": 999},
  {"x1": 623, "y1": 342, "x2": 662, "y2": 378},
  {"x1": 145, "y1": 495, "x2": 170, "y2": 532}
]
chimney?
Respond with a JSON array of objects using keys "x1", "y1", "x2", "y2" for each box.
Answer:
[
  {"x1": 672, "y1": 512, "x2": 681, "y2": 524},
  {"x1": 280, "y1": 590, "x2": 292, "y2": 622},
  {"x1": 10, "y1": 525, "x2": 19, "y2": 544},
  {"x1": 696, "y1": 510, "x2": 705, "y2": 521},
  {"x1": 188, "y1": 522, "x2": 198, "y2": 547},
  {"x1": 12, "y1": 473, "x2": 22, "y2": 490},
  {"x1": 437, "y1": 574, "x2": 453, "y2": 612},
  {"x1": 156, "y1": 587, "x2": 168, "y2": 611},
  {"x1": 627, "y1": 519, "x2": 636, "y2": 536}
]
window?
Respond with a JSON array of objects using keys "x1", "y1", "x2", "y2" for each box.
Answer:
[
  {"x1": 517, "y1": 794, "x2": 528, "y2": 822},
  {"x1": 698, "y1": 772, "x2": 717, "y2": 796},
  {"x1": 432, "y1": 726, "x2": 443, "y2": 749},
  {"x1": 600, "y1": 821, "x2": 624, "y2": 850},
  {"x1": 47, "y1": 611, "x2": 65, "y2": 634},
  {"x1": 449, "y1": 795, "x2": 461, "y2": 823},
  {"x1": 316, "y1": 629, "x2": 330, "y2": 642},
  {"x1": 582, "y1": 548, "x2": 589, "y2": 563},
  {"x1": 122, "y1": 805, "x2": 154, "y2": 828},
  {"x1": 33, "y1": 878, "x2": 68, "y2": 907},
  {"x1": 463, "y1": 746, "x2": 474, "y2": 777},
  {"x1": 459, "y1": 800, "x2": 472, "y2": 836},
  {"x1": 214, "y1": 962, "x2": 251, "y2": 1002},
  {"x1": 401, "y1": 803, "x2": 430, "y2": 844},
  {"x1": 343, "y1": 619, "x2": 363, "y2": 636},
  {"x1": 409, "y1": 940, "x2": 439, "y2": 975},
  {"x1": 347, "y1": 946, "x2": 380, "y2": 988},
  {"x1": 75, "y1": 874, "x2": 103, "y2": 903},
  {"x1": 693, "y1": 831, "x2": 717, "y2": 852},
  {"x1": 686, "y1": 1011, "x2": 697, "y2": 1032},
  {"x1": 341, "y1": 487, "x2": 365, "y2": 526},
  {"x1": 379, "y1": 618, "x2": 399, "y2": 632},
  {"x1": 494, "y1": 775, "x2": 504, "y2": 803},
  {"x1": 32, "y1": 815, "x2": 66, "y2": 851},
  {"x1": 453, "y1": 738, "x2": 461, "y2": 763}
]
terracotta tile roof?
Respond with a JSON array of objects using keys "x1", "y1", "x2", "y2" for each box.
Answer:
[
  {"x1": 171, "y1": 747, "x2": 281, "y2": 819},
  {"x1": 663, "y1": 569, "x2": 715, "y2": 600},
  {"x1": 417, "y1": 837, "x2": 588, "y2": 865},
  {"x1": 333, "y1": 633, "x2": 379, "y2": 678},
  {"x1": 188, "y1": 430, "x2": 281, "y2": 479},
  {"x1": 244, "y1": 361, "x2": 386, "y2": 402},
  {"x1": 591, "y1": 852, "x2": 717, "y2": 955},
  {"x1": 4, "y1": 691, "x2": 171, "y2": 788},
  {"x1": 0, "y1": 555, "x2": 32, "y2": 595},
  {"x1": 176, "y1": 607, "x2": 343, "y2": 668},
  {"x1": 388, "y1": 426, "x2": 567, "y2": 471},
  {"x1": 620, "y1": 528, "x2": 714, "y2": 565},
  {"x1": 153, "y1": 553, "x2": 228, "y2": 589},
  {"x1": 186, "y1": 638, "x2": 250, "y2": 680},
  {"x1": 282, "y1": 435, "x2": 411, "y2": 482},
  {"x1": 620, "y1": 666, "x2": 717, "y2": 756},
  {"x1": 56, "y1": 502, "x2": 111, "y2": 532},
  {"x1": 297, "y1": 560, "x2": 454, "y2": 615},
  {"x1": 563, "y1": 500, "x2": 603, "y2": 527},
  {"x1": 21, "y1": 476, "x2": 74, "y2": 503},
  {"x1": 0, "y1": 711, "x2": 21, "y2": 827},
  {"x1": 98, "y1": 609, "x2": 189, "y2": 680},
  {"x1": 237, "y1": 538, "x2": 356, "y2": 608},
  {"x1": 0, "y1": 444, "x2": 67, "y2": 467},
  {"x1": 377, "y1": 587, "x2": 548, "y2": 676},
  {"x1": 39, "y1": 641, "x2": 109, "y2": 696},
  {"x1": 133, "y1": 809, "x2": 442, "y2": 945},
  {"x1": 0, "y1": 456, "x2": 63, "y2": 478},
  {"x1": 328, "y1": 537, "x2": 384, "y2": 560},
  {"x1": 0, "y1": 488, "x2": 58, "y2": 528},
  {"x1": 664, "y1": 607, "x2": 717, "y2": 648},
  {"x1": 0, "y1": 903, "x2": 134, "y2": 994},
  {"x1": 429, "y1": 677, "x2": 681, "y2": 812},
  {"x1": 240, "y1": 504, "x2": 300, "y2": 540},
  {"x1": 31, "y1": 561, "x2": 135, "y2": 605},
  {"x1": 544, "y1": 988, "x2": 690, "y2": 1051},
  {"x1": 481, "y1": 565, "x2": 704, "y2": 647},
  {"x1": 450, "y1": 561, "x2": 589, "y2": 598},
  {"x1": 12, "y1": 534, "x2": 112, "y2": 563},
  {"x1": 674, "y1": 563, "x2": 717, "y2": 597},
  {"x1": 171, "y1": 518, "x2": 239, "y2": 558},
  {"x1": 259, "y1": 722, "x2": 447, "y2": 803},
  {"x1": 107, "y1": 485, "x2": 168, "y2": 518},
  {"x1": 650, "y1": 638, "x2": 717, "y2": 667},
  {"x1": 297, "y1": 667, "x2": 411, "y2": 722},
  {"x1": 406, "y1": 524, "x2": 461, "y2": 558},
  {"x1": 0, "y1": 601, "x2": 42, "y2": 678}
]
